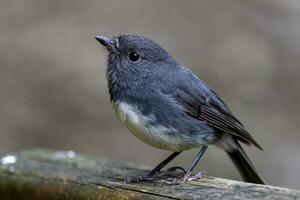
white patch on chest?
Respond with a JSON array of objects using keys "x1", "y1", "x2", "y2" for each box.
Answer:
[{"x1": 112, "y1": 101, "x2": 192, "y2": 151}]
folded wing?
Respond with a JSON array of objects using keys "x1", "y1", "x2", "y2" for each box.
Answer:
[{"x1": 175, "y1": 89, "x2": 262, "y2": 150}]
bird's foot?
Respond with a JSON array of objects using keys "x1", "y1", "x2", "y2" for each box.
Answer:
[
  {"x1": 124, "y1": 166, "x2": 186, "y2": 184},
  {"x1": 157, "y1": 171, "x2": 207, "y2": 185},
  {"x1": 182, "y1": 171, "x2": 206, "y2": 182}
]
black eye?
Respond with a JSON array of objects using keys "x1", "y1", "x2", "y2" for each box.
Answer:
[{"x1": 128, "y1": 52, "x2": 140, "y2": 62}]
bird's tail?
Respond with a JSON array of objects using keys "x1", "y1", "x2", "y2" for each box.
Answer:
[{"x1": 222, "y1": 136, "x2": 266, "y2": 184}]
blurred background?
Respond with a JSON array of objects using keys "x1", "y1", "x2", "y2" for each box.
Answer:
[{"x1": 1, "y1": 0, "x2": 300, "y2": 189}]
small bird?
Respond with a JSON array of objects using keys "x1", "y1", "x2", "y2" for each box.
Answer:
[{"x1": 95, "y1": 34, "x2": 266, "y2": 184}]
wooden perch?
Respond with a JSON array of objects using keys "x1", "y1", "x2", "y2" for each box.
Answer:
[{"x1": 0, "y1": 149, "x2": 299, "y2": 200}]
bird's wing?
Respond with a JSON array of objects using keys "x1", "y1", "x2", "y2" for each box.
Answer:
[{"x1": 174, "y1": 88, "x2": 263, "y2": 150}]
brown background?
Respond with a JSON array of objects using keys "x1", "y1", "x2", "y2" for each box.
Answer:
[{"x1": 0, "y1": 0, "x2": 300, "y2": 189}]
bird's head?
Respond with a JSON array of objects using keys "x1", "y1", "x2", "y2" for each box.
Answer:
[{"x1": 95, "y1": 34, "x2": 176, "y2": 72}]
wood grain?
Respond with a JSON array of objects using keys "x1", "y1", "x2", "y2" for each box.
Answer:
[{"x1": 0, "y1": 149, "x2": 299, "y2": 200}]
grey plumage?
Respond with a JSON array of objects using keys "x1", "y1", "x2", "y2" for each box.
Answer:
[{"x1": 95, "y1": 34, "x2": 266, "y2": 184}]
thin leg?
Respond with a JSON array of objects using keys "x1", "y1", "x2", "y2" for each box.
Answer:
[
  {"x1": 125, "y1": 151, "x2": 181, "y2": 183},
  {"x1": 150, "y1": 151, "x2": 182, "y2": 176},
  {"x1": 182, "y1": 146, "x2": 208, "y2": 182}
]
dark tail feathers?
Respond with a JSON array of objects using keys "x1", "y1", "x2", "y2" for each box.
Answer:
[{"x1": 225, "y1": 140, "x2": 266, "y2": 185}]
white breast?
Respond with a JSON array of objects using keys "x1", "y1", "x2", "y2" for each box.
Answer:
[{"x1": 112, "y1": 101, "x2": 192, "y2": 151}]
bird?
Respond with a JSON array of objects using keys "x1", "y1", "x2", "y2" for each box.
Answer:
[{"x1": 95, "y1": 34, "x2": 266, "y2": 184}]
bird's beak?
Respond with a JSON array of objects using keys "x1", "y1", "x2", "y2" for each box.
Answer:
[{"x1": 95, "y1": 35, "x2": 114, "y2": 50}]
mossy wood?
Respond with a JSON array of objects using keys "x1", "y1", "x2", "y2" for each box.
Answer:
[{"x1": 0, "y1": 149, "x2": 299, "y2": 200}]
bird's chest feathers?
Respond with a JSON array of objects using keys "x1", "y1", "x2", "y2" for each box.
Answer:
[
  {"x1": 111, "y1": 101, "x2": 186, "y2": 151},
  {"x1": 112, "y1": 101, "x2": 148, "y2": 133}
]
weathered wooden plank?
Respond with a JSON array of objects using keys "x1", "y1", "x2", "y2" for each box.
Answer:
[{"x1": 0, "y1": 149, "x2": 299, "y2": 200}]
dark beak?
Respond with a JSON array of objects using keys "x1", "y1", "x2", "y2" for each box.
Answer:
[{"x1": 95, "y1": 35, "x2": 114, "y2": 49}]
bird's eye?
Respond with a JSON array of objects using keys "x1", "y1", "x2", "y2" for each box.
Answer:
[{"x1": 128, "y1": 52, "x2": 140, "y2": 62}]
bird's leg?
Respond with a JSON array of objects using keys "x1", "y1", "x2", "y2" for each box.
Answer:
[
  {"x1": 181, "y1": 146, "x2": 208, "y2": 182},
  {"x1": 149, "y1": 151, "x2": 182, "y2": 176},
  {"x1": 158, "y1": 146, "x2": 208, "y2": 185},
  {"x1": 124, "y1": 151, "x2": 182, "y2": 183}
]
